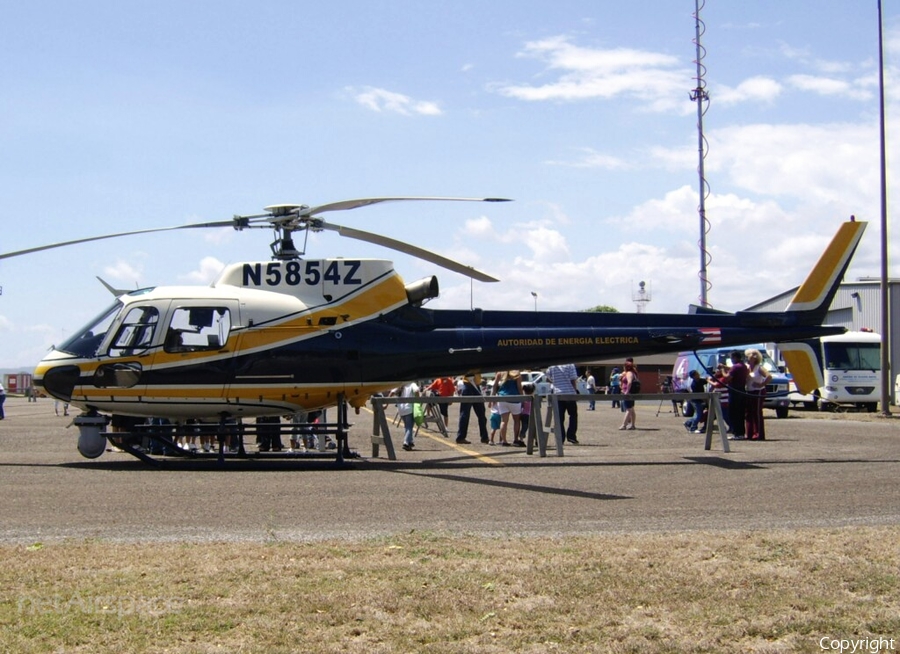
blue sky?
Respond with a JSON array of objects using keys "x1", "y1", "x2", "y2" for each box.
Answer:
[{"x1": 1, "y1": 1, "x2": 897, "y2": 368}]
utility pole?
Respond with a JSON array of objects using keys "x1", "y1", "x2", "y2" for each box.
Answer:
[{"x1": 877, "y1": 0, "x2": 892, "y2": 416}]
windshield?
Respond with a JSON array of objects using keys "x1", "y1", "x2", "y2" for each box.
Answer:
[
  {"x1": 57, "y1": 301, "x2": 122, "y2": 358},
  {"x1": 823, "y1": 342, "x2": 881, "y2": 371}
]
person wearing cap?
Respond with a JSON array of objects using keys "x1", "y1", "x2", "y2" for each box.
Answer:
[
  {"x1": 609, "y1": 367, "x2": 621, "y2": 408},
  {"x1": 547, "y1": 363, "x2": 580, "y2": 444}
]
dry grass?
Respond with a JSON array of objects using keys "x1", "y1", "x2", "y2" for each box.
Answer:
[{"x1": 2, "y1": 528, "x2": 898, "y2": 653}]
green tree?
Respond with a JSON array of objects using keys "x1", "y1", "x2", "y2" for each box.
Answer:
[{"x1": 584, "y1": 305, "x2": 619, "y2": 313}]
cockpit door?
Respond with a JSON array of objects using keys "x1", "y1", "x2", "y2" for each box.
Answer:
[
  {"x1": 90, "y1": 303, "x2": 164, "y2": 392},
  {"x1": 144, "y1": 300, "x2": 242, "y2": 414}
]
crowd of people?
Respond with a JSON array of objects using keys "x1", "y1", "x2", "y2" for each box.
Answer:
[
  {"x1": 680, "y1": 348, "x2": 772, "y2": 440},
  {"x1": 388, "y1": 357, "x2": 650, "y2": 451},
  {"x1": 392, "y1": 371, "x2": 537, "y2": 450},
  {"x1": 388, "y1": 347, "x2": 777, "y2": 451}
]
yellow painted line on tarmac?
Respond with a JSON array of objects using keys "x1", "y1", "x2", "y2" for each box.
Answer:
[
  {"x1": 360, "y1": 406, "x2": 504, "y2": 465},
  {"x1": 417, "y1": 429, "x2": 505, "y2": 465}
]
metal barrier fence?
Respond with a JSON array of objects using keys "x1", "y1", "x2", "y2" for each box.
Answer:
[{"x1": 369, "y1": 392, "x2": 730, "y2": 460}]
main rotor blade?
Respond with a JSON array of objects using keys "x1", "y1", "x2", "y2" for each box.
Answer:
[
  {"x1": 319, "y1": 222, "x2": 499, "y2": 283},
  {"x1": 302, "y1": 196, "x2": 511, "y2": 217},
  {"x1": 0, "y1": 220, "x2": 235, "y2": 260}
]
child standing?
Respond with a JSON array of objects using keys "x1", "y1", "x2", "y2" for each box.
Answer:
[
  {"x1": 515, "y1": 383, "x2": 534, "y2": 447},
  {"x1": 488, "y1": 402, "x2": 501, "y2": 445}
]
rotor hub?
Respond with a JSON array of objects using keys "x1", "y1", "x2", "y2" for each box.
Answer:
[{"x1": 264, "y1": 204, "x2": 309, "y2": 218}]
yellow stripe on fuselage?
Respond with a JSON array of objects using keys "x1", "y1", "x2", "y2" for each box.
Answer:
[{"x1": 214, "y1": 273, "x2": 408, "y2": 358}]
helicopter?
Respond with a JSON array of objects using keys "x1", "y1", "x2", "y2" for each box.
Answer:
[{"x1": 0, "y1": 197, "x2": 866, "y2": 461}]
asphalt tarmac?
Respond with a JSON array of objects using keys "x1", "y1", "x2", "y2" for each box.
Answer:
[{"x1": 0, "y1": 396, "x2": 898, "y2": 544}]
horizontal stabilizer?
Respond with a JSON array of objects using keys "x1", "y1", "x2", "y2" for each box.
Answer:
[
  {"x1": 687, "y1": 304, "x2": 732, "y2": 315},
  {"x1": 96, "y1": 277, "x2": 130, "y2": 297}
]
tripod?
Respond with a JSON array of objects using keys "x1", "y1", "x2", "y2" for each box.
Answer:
[{"x1": 656, "y1": 376, "x2": 682, "y2": 417}]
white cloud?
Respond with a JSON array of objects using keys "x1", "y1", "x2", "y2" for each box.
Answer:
[
  {"x1": 648, "y1": 119, "x2": 881, "y2": 215},
  {"x1": 787, "y1": 74, "x2": 872, "y2": 100},
  {"x1": 179, "y1": 256, "x2": 226, "y2": 284},
  {"x1": 715, "y1": 76, "x2": 782, "y2": 106},
  {"x1": 607, "y1": 185, "x2": 794, "y2": 244},
  {"x1": 515, "y1": 221, "x2": 571, "y2": 263},
  {"x1": 778, "y1": 42, "x2": 812, "y2": 61},
  {"x1": 461, "y1": 215, "x2": 497, "y2": 239},
  {"x1": 608, "y1": 185, "x2": 697, "y2": 232},
  {"x1": 545, "y1": 147, "x2": 633, "y2": 170},
  {"x1": 812, "y1": 59, "x2": 856, "y2": 75},
  {"x1": 202, "y1": 226, "x2": 234, "y2": 246},
  {"x1": 350, "y1": 86, "x2": 443, "y2": 116},
  {"x1": 102, "y1": 260, "x2": 143, "y2": 285},
  {"x1": 709, "y1": 122, "x2": 878, "y2": 208},
  {"x1": 493, "y1": 35, "x2": 690, "y2": 113}
]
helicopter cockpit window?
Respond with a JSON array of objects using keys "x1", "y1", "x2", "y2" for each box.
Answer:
[
  {"x1": 108, "y1": 306, "x2": 160, "y2": 358},
  {"x1": 58, "y1": 301, "x2": 123, "y2": 358},
  {"x1": 164, "y1": 307, "x2": 231, "y2": 353}
]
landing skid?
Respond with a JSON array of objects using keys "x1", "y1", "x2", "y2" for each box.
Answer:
[{"x1": 103, "y1": 409, "x2": 357, "y2": 466}]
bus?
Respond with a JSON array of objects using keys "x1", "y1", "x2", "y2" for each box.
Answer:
[{"x1": 816, "y1": 331, "x2": 881, "y2": 411}]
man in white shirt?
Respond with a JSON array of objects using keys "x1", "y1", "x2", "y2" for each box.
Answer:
[
  {"x1": 585, "y1": 369, "x2": 597, "y2": 410},
  {"x1": 395, "y1": 381, "x2": 420, "y2": 451}
]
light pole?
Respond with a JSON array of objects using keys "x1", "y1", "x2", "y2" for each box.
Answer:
[
  {"x1": 877, "y1": 0, "x2": 892, "y2": 416},
  {"x1": 531, "y1": 291, "x2": 538, "y2": 312}
]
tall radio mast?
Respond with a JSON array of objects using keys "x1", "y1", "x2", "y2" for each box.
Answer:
[{"x1": 690, "y1": 0, "x2": 712, "y2": 307}]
